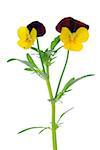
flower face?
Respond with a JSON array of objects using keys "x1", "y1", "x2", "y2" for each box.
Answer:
[
  {"x1": 17, "y1": 27, "x2": 37, "y2": 49},
  {"x1": 60, "y1": 27, "x2": 89, "y2": 51},
  {"x1": 17, "y1": 21, "x2": 46, "y2": 49},
  {"x1": 56, "y1": 17, "x2": 89, "y2": 51}
]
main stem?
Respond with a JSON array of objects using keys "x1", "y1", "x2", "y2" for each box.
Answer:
[{"x1": 46, "y1": 78, "x2": 57, "y2": 150}]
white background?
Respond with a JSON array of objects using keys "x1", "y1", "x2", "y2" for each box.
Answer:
[{"x1": 0, "y1": 0, "x2": 99, "y2": 150}]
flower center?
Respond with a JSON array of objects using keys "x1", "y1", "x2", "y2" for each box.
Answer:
[
  {"x1": 70, "y1": 33, "x2": 76, "y2": 43},
  {"x1": 27, "y1": 34, "x2": 32, "y2": 41}
]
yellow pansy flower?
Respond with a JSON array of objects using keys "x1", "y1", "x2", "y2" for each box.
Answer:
[
  {"x1": 17, "y1": 26, "x2": 37, "y2": 49},
  {"x1": 60, "y1": 27, "x2": 89, "y2": 51}
]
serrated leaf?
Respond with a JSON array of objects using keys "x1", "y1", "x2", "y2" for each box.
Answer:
[{"x1": 50, "y1": 36, "x2": 60, "y2": 50}]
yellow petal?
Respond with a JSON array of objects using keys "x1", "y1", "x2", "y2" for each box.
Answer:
[
  {"x1": 17, "y1": 40, "x2": 33, "y2": 49},
  {"x1": 60, "y1": 27, "x2": 71, "y2": 43},
  {"x1": 64, "y1": 40, "x2": 83, "y2": 51},
  {"x1": 30, "y1": 28, "x2": 37, "y2": 42},
  {"x1": 75, "y1": 27, "x2": 89, "y2": 42},
  {"x1": 17, "y1": 27, "x2": 29, "y2": 40}
]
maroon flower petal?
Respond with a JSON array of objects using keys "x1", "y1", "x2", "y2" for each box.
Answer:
[
  {"x1": 27, "y1": 21, "x2": 46, "y2": 37},
  {"x1": 56, "y1": 17, "x2": 89, "y2": 33}
]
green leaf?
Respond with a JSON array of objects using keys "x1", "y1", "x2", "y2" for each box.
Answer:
[
  {"x1": 40, "y1": 50, "x2": 55, "y2": 67},
  {"x1": 7, "y1": 58, "x2": 17, "y2": 62},
  {"x1": 63, "y1": 78, "x2": 75, "y2": 91},
  {"x1": 7, "y1": 57, "x2": 48, "y2": 79},
  {"x1": 39, "y1": 127, "x2": 50, "y2": 134},
  {"x1": 55, "y1": 74, "x2": 94, "y2": 102},
  {"x1": 64, "y1": 74, "x2": 95, "y2": 91},
  {"x1": 7, "y1": 58, "x2": 38, "y2": 73},
  {"x1": 31, "y1": 47, "x2": 39, "y2": 52},
  {"x1": 26, "y1": 53, "x2": 38, "y2": 68},
  {"x1": 40, "y1": 45, "x2": 62, "y2": 67},
  {"x1": 40, "y1": 51, "x2": 49, "y2": 64},
  {"x1": 50, "y1": 36, "x2": 60, "y2": 50},
  {"x1": 55, "y1": 78, "x2": 75, "y2": 101},
  {"x1": 65, "y1": 89, "x2": 72, "y2": 93},
  {"x1": 18, "y1": 126, "x2": 47, "y2": 134},
  {"x1": 7, "y1": 58, "x2": 33, "y2": 68},
  {"x1": 24, "y1": 68, "x2": 33, "y2": 71},
  {"x1": 57, "y1": 107, "x2": 74, "y2": 123},
  {"x1": 72, "y1": 74, "x2": 95, "y2": 84}
]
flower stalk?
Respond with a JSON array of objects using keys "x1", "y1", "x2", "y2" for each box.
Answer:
[{"x1": 55, "y1": 50, "x2": 69, "y2": 98}]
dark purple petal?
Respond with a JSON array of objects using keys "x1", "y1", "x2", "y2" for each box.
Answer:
[
  {"x1": 27, "y1": 21, "x2": 46, "y2": 37},
  {"x1": 56, "y1": 17, "x2": 89, "y2": 33}
]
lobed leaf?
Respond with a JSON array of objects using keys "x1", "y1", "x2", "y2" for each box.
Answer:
[{"x1": 7, "y1": 57, "x2": 48, "y2": 79}]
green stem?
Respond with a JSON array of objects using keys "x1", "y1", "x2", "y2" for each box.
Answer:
[
  {"x1": 46, "y1": 64, "x2": 49, "y2": 78},
  {"x1": 46, "y1": 76, "x2": 57, "y2": 150},
  {"x1": 37, "y1": 38, "x2": 45, "y2": 73},
  {"x1": 51, "y1": 102, "x2": 57, "y2": 150},
  {"x1": 55, "y1": 50, "x2": 69, "y2": 98}
]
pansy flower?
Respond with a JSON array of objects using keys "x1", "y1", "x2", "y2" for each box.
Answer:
[
  {"x1": 17, "y1": 21, "x2": 46, "y2": 49},
  {"x1": 56, "y1": 17, "x2": 89, "y2": 51}
]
